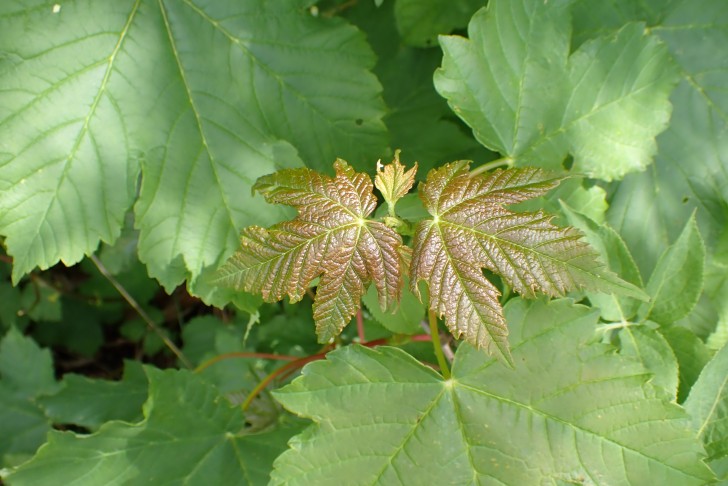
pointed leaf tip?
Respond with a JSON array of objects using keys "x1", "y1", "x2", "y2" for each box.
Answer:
[{"x1": 375, "y1": 150, "x2": 418, "y2": 213}]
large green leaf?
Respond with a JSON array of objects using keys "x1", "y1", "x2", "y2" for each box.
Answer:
[
  {"x1": 5, "y1": 367, "x2": 300, "y2": 485},
  {"x1": 0, "y1": 329, "x2": 59, "y2": 466},
  {"x1": 434, "y1": 0, "x2": 679, "y2": 180},
  {"x1": 605, "y1": 0, "x2": 728, "y2": 276},
  {"x1": 272, "y1": 299, "x2": 713, "y2": 484},
  {"x1": 685, "y1": 342, "x2": 728, "y2": 479},
  {"x1": 0, "y1": 0, "x2": 387, "y2": 290}
]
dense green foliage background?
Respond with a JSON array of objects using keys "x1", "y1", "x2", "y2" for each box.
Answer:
[{"x1": 0, "y1": 0, "x2": 726, "y2": 484}]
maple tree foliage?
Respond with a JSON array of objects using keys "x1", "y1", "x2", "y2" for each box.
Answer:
[
  {"x1": 411, "y1": 162, "x2": 646, "y2": 362},
  {"x1": 214, "y1": 160, "x2": 403, "y2": 342},
  {"x1": 217, "y1": 157, "x2": 644, "y2": 361}
]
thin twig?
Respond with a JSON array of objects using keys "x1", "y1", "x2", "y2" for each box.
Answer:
[{"x1": 89, "y1": 254, "x2": 193, "y2": 369}]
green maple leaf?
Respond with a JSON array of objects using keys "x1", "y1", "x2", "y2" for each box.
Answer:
[
  {"x1": 435, "y1": 0, "x2": 679, "y2": 180},
  {"x1": 215, "y1": 160, "x2": 403, "y2": 343},
  {"x1": 0, "y1": 0, "x2": 386, "y2": 289},
  {"x1": 5, "y1": 367, "x2": 301, "y2": 485},
  {"x1": 410, "y1": 162, "x2": 646, "y2": 363},
  {"x1": 271, "y1": 299, "x2": 714, "y2": 485}
]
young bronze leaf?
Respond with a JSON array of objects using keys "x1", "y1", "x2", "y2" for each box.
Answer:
[
  {"x1": 411, "y1": 163, "x2": 646, "y2": 363},
  {"x1": 216, "y1": 160, "x2": 403, "y2": 342},
  {"x1": 375, "y1": 150, "x2": 418, "y2": 214}
]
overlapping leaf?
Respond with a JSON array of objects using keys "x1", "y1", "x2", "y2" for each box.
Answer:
[
  {"x1": 215, "y1": 160, "x2": 403, "y2": 342},
  {"x1": 685, "y1": 342, "x2": 728, "y2": 478},
  {"x1": 434, "y1": 0, "x2": 679, "y2": 180},
  {"x1": 272, "y1": 299, "x2": 714, "y2": 485},
  {"x1": 5, "y1": 367, "x2": 301, "y2": 485},
  {"x1": 601, "y1": 0, "x2": 728, "y2": 282},
  {"x1": 410, "y1": 162, "x2": 645, "y2": 362},
  {"x1": 0, "y1": 329, "x2": 59, "y2": 465},
  {"x1": 0, "y1": 0, "x2": 387, "y2": 290}
]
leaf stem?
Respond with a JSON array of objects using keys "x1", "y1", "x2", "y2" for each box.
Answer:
[
  {"x1": 428, "y1": 310, "x2": 451, "y2": 379},
  {"x1": 240, "y1": 333, "x2": 435, "y2": 410},
  {"x1": 89, "y1": 254, "x2": 193, "y2": 369},
  {"x1": 356, "y1": 308, "x2": 366, "y2": 342},
  {"x1": 469, "y1": 157, "x2": 513, "y2": 176},
  {"x1": 195, "y1": 351, "x2": 299, "y2": 373},
  {"x1": 242, "y1": 352, "x2": 326, "y2": 411}
]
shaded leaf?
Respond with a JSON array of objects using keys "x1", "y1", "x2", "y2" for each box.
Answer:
[
  {"x1": 38, "y1": 360, "x2": 147, "y2": 430},
  {"x1": 661, "y1": 326, "x2": 714, "y2": 403},
  {"x1": 685, "y1": 342, "x2": 728, "y2": 479},
  {"x1": 344, "y1": 0, "x2": 494, "y2": 177},
  {"x1": 272, "y1": 299, "x2": 713, "y2": 485},
  {"x1": 561, "y1": 202, "x2": 643, "y2": 321},
  {"x1": 605, "y1": 0, "x2": 728, "y2": 278},
  {"x1": 0, "y1": 329, "x2": 59, "y2": 465},
  {"x1": 435, "y1": 0, "x2": 679, "y2": 180},
  {"x1": 5, "y1": 367, "x2": 301, "y2": 485},
  {"x1": 640, "y1": 214, "x2": 705, "y2": 325},
  {"x1": 394, "y1": 0, "x2": 483, "y2": 47},
  {"x1": 410, "y1": 163, "x2": 645, "y2": 362},
  {"x1": 216, "y1": 160, "x2": 403, "y2": 343},
  {"x1": 362, "y1": 276, "x2": 424, "y2": 335}
]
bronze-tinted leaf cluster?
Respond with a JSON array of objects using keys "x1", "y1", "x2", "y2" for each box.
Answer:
[{"x1": 216, "y1": 156, "x2": 644, "y2": 362}]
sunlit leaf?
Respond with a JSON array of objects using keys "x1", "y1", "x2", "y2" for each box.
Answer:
[
  {"x1": 435, "y1": 0, "x2": 679, "y2": 180},
  {"x1": 0, "y1": 0, "x2": 387, "y2": 289}
]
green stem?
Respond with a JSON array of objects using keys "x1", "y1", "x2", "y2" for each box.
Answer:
[
  {"x1": 469, "y1": 157, "x2": 513, "y2": 176},
  {"x1": 428, "y1": 310, "x2": 451, "y2": 379},
  {"x1": 195, "y1": 351, "x2": 298, "y2": 374}
]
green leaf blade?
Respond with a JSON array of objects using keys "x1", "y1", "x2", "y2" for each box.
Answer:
[
  {"x1": 435, "y1": 0, "x2": 679, "y2": 180},
  {"x1": 0, "y1": 1, "x2": 140, "y2": 282},
  {"x1": 271, "y1": 300, "x2": 714, "y2": 484},
  {"x1": 6, "y1": 367, "x2": 299, "y2": 486},
  {"x1": 640, "y1": 214, "x2": 706, "y2": 325},
  {"x1": 685, "y1": 342, "x2": 728, "y2": 478}
]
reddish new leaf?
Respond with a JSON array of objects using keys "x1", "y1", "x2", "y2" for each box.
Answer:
[
  {"x1": 216, "y1": 160, "x2": 403, "y2": 342},
  {"x1": 411, "y1": 162, "x2": 646, "y2": 363}
]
